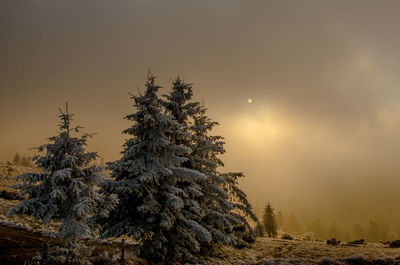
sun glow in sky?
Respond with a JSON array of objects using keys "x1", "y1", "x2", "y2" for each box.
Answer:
[
  {"x1": 235, "y1": 111, "x2": 282, "y2": 146},
  {"x1": 3, "y1": 0, "x2": 400, "y2": 224}
]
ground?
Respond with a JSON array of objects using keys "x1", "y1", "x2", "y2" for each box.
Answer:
[
  {"x1": 0, "y1": 223, "x2": 55, "y2": 265},
  {"x1": 205, "y1": 238, "x2": 400, "y2": 264},
  {"x1": 1, "y1": 162, "x2": 400, "y2": 264}
]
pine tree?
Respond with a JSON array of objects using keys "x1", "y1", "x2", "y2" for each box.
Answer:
[
  {"x1": 308, "y1": 218, "x2": 326, "y2": 239},
  {"x1": 162, "y1": 77, "x2": 261, "y2": 247},
  {"x1": 162, "y1": 78, "x2": 239, "y2": 251},
  {"x1": 8, "y1": 103, "x2": 117, "y2": 240},
  {"x1": 328, "y1": 221, "x2": 338, "y2": 239},
  {"x1": 276, "y1": 210, "x2": 284, "y2": 228},
  {"x1": 221, "y1": 171, "x2": 261, "y2": 242},
  {"x1": 287, "y1": 211, "x2": 301, "y2": 234},
  {"x1": 13, "y1": 153, "x2": 21, "y2": 165},
  {"x1": 262, "y1": 203, "x2": 278, "y2": 237},
  {"x1": 366, "y1": 221, "x2": 387, "y2": 242},
  {"x1": 100, "y1": 74, "x2": 211, "y2": 264},
  {"x1": 352, "y1": 224, "x2": 365, "y2": 240}
]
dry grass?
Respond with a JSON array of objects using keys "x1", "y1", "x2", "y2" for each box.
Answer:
[
  {"x1": 2, "y1": 163, "x2": 400, "y2": 264},
  {"x1": 203, "y1": 236, "x2": 400, "y2": 264}
]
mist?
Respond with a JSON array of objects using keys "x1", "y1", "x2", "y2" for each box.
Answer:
[{"x1": 2, "y1": 0, "x2": 400, "y2": 241}]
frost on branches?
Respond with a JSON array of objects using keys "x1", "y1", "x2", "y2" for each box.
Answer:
[
  {"x1": 100, "y1": 74, "x2": 210, "y2": 264},
  {"x1": 7, "y1": 103, "x2": 117, "y2": 240},
  {"x1": 163, "y1": 79, "x2": 237, "y2": 249},
  {"x1": 163, "y1": 78, "x2": 261, "y2": 249},
  {"x1": 221, "y1": 171, "x2": 261, "y2": 243},
  {"x1": 101, "y1": 74, "x2": 260, "y2": 264}
]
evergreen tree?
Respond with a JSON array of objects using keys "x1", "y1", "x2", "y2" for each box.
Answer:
[
  {"x1": 162, "y1": 78, "x2": 239, "y2": 250},
  {"x1": 220, "y1": 171, "x2": 260, "y2": 241},
  {"x1": 100, "y1": 74, "x2": 211, "y2": 264},
  {"x1": 163, "y1": 77, "x2": 261, "y2": 246},
  {"x1": 286, "y1": 211, "x2": 301, "y2": 234},
  {"x1": 328, "y1": 221, "x2": 338, "y2": 239},
  {"x1": 13, "y1": 153, "x2": 21, "y2": 165},
  {"x1": 8, "y1": 103, "x2": 117, "y2": 240},
  {"x1": 342, "y1": 230, "x2": 351, "y2": 242},
  {"x1": 276, "y1": 210, "x2": 284, "y2": 228},
  {"x1": 262, "y1": 203, "x2": 278, "y2": 237},
  {"x1": 308, "y1": 218, "x2": 326, "y2": 239},
  {"x1": 366, "y1": 221, "x2": 388, "y2": 242},
  {"x1": 352, "y1": 224, "x2": 365, "y2": 240}
]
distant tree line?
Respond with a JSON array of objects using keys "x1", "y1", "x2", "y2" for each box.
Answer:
[
  {"x1": 259, "y1": 203, "x2": 300, "y2": 239},
  {"x1": 270, "y1": 208, "x2": 399, "y2": 242},
  {"x1": 12, "y1": 153, "x2": 33, "y2": 167},
  {"x1": 258, "y1": 202, "x2": 398, "y2": 243},
  {"x1": 307, "y1": 219, "x2": 395, "y2": 242}
]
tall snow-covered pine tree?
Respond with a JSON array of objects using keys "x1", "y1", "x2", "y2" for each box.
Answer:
[
  {"x1": 193, "y1": 107, "x2": 261, "y2": 244},
  {"x1": 163, "y1": 78, "x2": 260, "y2": 249},
  {"x1": 101, "y1": 74, "x2": 212, "y2": 264},
  {"x1": 162, "y1": 79, "x2": 239, "y2": 250}
]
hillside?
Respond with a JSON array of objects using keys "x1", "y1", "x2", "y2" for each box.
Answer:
[{"x1": 1, "y1": 163, "x2": 400, "y2": 265}]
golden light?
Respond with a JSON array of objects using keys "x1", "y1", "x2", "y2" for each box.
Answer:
[
  {"x1": 233, "y1": 111, "x2": 285, "y2": 149},
  {"x1": 248, "y1": 99, "x2": 253, "y2": 103}
]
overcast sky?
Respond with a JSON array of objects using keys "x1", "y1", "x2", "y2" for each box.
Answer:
[{"x1": 2, "y1": 0, "x2": 400, "y2": 222}]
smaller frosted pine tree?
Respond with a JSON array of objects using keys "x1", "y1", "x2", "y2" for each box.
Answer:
[
  {"x1": 262, "y1": 202, "x2": 278, "y2": 238},
  {"x1": 8, "y1": 103, "x2": 117, "y2": 240}
]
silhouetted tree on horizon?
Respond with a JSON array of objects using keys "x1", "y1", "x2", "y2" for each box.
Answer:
[
  {"x1": 262, "y1": 202, "x2": 278, "y2": 237},
  {"x1": 12, "y1": 153, "x2": 21, "y2": 165}
]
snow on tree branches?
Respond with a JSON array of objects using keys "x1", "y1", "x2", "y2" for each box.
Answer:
[
  {"x1": 6, "y1": 74, "x2": 259, "y2": 265},
  {"x1": 191, "y1": 104, "x2": 261, "y2": 245},
  {"x1": 100, "y1": 74, "x2": 211, "y2": 264},
  {"x1": 100, "y1": 74, "x2": 259, "y2": 264},
  {"x1": 7, "y1": 103, "x2": 117, "y2": 240},
  {"x1": 162, "y1": 78, "x2": 259, "y2": 250}
]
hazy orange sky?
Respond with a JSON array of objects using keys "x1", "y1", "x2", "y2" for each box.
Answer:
[{"x1": 2, "y1": 0, "x2": 400, "y2": 223}]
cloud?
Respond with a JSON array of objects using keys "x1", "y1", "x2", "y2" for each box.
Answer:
[{"x1": 2, "y1": 0, "x2": 400, "y2": 225}]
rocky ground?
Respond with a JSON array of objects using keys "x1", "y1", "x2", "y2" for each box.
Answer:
[{"x1": 1, "y1": 162, "x2": 400, "y2": 265}]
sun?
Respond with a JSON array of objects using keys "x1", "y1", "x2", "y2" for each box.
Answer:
[{"x1": 248, "y1": 99, "x2": 253, "y2": 103}]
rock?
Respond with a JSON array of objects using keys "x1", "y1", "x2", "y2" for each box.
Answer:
[
  {"x1": 327, "y1": 238, "x2": 340, "y2": 246},
  {"x1": 348, "y1": 239, "x2": 365, "y2": 245},
  {"x1": 281, "y1": 233, "x2": 293, "y2": 240},
  {"x1": 388, "y1": 240, "x2": 400, "y2": 248}
]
